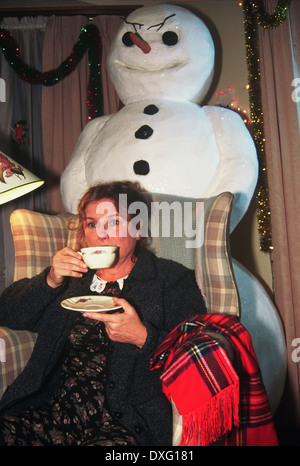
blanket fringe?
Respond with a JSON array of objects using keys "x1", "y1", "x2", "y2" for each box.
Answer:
[{"x1": 179, "y1": 380, "x2": 240, "y2": 446}]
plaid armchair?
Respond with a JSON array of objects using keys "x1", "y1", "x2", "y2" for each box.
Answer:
[{"x1": 0, "y1": 191, "x2": 239, "y2": 444}]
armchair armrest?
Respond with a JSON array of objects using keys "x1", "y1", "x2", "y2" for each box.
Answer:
[{"x1": 0, "y1": 327, "x2": 37, "y2": 399}]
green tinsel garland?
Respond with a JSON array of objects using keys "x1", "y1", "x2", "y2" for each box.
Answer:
[
  {"x1": 242, "y1": 0, "x2": 291, "y2": 251},
  {"x1": 252, "y1": 0, "x2": 291, "y2": 29},
  {"x1": 0, "y1": 23, "x2": 103, "y2": 119}
]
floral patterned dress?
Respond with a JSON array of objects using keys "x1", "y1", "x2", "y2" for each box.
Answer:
[{"x1": 0, "y1": 281, "x2": 137, "y2": 446}]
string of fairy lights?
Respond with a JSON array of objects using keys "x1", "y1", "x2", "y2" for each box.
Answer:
[{"x1": 0, "y1": 1, "x2": 293, "y2": 250}]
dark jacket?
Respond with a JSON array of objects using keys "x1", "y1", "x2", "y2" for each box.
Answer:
[{"x1": 0, "y1": 248, "x2": 206, "y2": 445}]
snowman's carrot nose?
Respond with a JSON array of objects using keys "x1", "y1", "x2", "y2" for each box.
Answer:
[{"x1": 129, "y1": 32, "x2": 151, "y2": 54}]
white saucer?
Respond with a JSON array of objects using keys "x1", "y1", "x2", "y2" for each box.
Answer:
[{"x1": 61, "y1": 296, "x2": 122, "y2": 312}]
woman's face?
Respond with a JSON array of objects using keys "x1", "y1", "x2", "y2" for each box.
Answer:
[{"x1": 83, "y1": 198, "x2": 139, "y2": 267}]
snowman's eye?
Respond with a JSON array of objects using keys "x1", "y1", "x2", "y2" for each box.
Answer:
[
  {"x1": 162, "y1": 31, "x2": 178, "y2": 46},
  {"x1": 122, "y1": 32, "x2": 134, "y2": 47}
]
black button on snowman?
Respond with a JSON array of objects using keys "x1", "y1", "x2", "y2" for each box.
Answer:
[{"x1": 133, "y1": 105, "x2": 159, "y2": 175}]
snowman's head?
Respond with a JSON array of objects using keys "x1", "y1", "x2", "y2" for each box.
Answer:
[{"x1": 108, "y1": 4, "x2": 215, "y2": 105}]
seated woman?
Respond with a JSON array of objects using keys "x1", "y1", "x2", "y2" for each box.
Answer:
[{"x1": 0, "y1": 180, "x2": 206, "y2": 446}]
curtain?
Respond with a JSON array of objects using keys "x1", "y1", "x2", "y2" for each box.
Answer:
[
  {"x1": 258, "y1": 0, "x2": 300, "y2": 426},
  {"x1": 0, "y1": 16, "x2": 47, "y2": 292},
  {"x1": 42, "y1": 15, "x2": 122, "y2": 214},
  {"x1": 42, "y1": 16, "x2": 89, "y2": 214}
]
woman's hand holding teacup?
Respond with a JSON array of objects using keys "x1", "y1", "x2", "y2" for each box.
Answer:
[
  {"x1": 46, "y1": 247, "x2": 88, "y2": 288},
  {"x1": 83, "y1": 297, "x2": 147, "y2": 348}
]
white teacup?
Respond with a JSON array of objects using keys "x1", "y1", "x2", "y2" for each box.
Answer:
[{"x1": 80, "y1": 246, "x2": 117, "y2": 269}]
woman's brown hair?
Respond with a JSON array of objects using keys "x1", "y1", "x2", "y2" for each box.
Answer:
[{"x1": 71, "y1": 180, "x2": 151, "y2": 252}]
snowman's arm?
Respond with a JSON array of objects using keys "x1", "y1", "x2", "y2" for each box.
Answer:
[
  {"x1": 204, "y1": 106, "x2": 258, "y2": 231},
  {"x1": 60, "y1": 115, "x2": 111, "y2": 213}
]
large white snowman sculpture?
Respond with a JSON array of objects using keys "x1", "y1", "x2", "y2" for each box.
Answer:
[{"x1": 61, "y1": 4, "x2": 286, "y2": 412}]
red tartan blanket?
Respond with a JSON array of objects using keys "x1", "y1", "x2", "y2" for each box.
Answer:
[{"x1": 150, "y1": 314, "x2": 278, "y2": 446}]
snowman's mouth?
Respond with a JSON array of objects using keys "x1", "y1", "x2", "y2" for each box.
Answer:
[{"x1": 116, "y1": 60, "x2": 184, "y2": 72}]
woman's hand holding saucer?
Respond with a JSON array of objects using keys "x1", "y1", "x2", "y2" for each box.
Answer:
[{"x1": 83, "y1": 297, "x2": 147, "y2": 348}]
